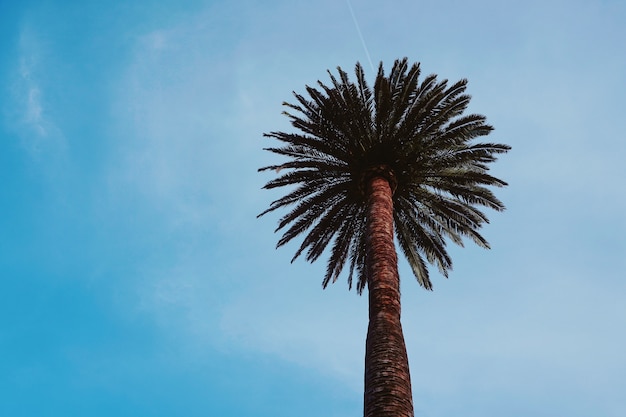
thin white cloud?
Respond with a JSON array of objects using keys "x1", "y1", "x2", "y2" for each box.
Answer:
[
  {"x1": 104, "y1": 5, "x2": 270, "y2": 355},
  {"x1": 24, "y1": 83, "x2": 44, "y2": 136},
  {"x1": 107, "y1": 11, "x2": 245, "y2": 224},
  {"x1": 8, "y1": 24, "x2": 66, "y2": 157}
]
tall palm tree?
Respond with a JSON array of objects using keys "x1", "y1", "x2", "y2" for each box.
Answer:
[{"x1": 258, "y1": 58, "x2": 509, "y2": 417}]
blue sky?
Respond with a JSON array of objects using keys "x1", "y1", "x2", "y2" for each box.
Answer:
[{"x1": 1, "y1": 0, "x2": 625, "y2": 416}]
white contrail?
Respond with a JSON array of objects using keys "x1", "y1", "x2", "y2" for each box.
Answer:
[{"x1": 346, "y1": 0, "x2": 375, "y2": 72}]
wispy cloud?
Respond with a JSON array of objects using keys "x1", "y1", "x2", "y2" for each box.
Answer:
[
  {"x1": 103, "y1": 6, "x2": 264, "y2": 352},
  {"x1": 9, "y1": 25, "x2": 65, "y2": 157}
]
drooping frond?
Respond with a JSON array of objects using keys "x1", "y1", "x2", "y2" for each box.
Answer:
[{"x1": 259, "y1": 58, "x2": 510, "y2": 293}]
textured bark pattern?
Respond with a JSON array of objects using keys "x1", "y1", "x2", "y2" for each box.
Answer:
[{"x1": 363, "y1": 176, "x2": 414, "y2": 417}]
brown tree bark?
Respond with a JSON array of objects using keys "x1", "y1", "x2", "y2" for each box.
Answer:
[{"x1": 363, "y1": 175, "x2": 414, "y2": 417}]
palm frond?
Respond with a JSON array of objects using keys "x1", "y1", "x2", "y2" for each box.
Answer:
[{"x1": 259, "y1": 57, "x2": 509, "y2": 291}]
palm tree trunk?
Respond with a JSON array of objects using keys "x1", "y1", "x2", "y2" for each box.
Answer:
[{"x1": 363, "y1": 175, "x2": 414, "y2": 417}]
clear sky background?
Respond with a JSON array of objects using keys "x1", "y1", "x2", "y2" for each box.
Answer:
[{"x1": 1, "y1": 0, "x2": 625, "y2": 416}]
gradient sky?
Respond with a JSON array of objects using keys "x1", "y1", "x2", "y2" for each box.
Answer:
[{"x1": 1, "y1": 0, "x2": 625, "y2": 416}]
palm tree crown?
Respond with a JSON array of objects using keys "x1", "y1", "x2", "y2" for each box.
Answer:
[{"x1": 259, "y1": 58, "x2": 509, "y2": 293}]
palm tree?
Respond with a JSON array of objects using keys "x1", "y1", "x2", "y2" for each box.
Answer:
[{"x1": 258, "y1": 58, "x2": 509, "y2": 417}]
